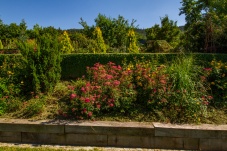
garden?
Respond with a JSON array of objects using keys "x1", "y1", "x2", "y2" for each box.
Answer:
[
  {"x1": 0, "y1": 0, "x2": 227, "y2": 124},
  {"x1": 0, "y1": 37, "x2": 227, "y2": 124}
]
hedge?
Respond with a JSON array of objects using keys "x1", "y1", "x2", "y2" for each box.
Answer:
[{"x1": 1, "y1": 53, "x2": 227, "y2": 80}]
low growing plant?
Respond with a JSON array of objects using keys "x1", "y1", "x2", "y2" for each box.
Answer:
[{"x1": 206, "y1": 60, "x2": 227, "y2": 107}]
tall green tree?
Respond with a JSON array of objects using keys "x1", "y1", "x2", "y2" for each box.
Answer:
[
  {"x1": 80, "y1": 14, "x2": 136, "y2": 52},
  {"x1": 95, "y1": 14, "x2": 136, "y2": 49},
  {"x1": 179, "y1": 0, "x2": 227, "y2": 52},
  {"x1": 146, "y1": 16, "x2": 181, "y2": 49}
]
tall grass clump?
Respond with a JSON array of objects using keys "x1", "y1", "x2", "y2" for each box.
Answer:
[{"x1": 165, "y1": 55, "x2": 211, "y2": 123}]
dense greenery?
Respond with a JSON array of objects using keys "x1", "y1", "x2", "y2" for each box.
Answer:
[
  {"x1": 1, "y1": 53, "x2": 227, "y2": 123},
  {"x1": 0, "y1": 0, "x2": 227, "y2": 53},
  {"x1": 179, "y1": 0, "x2": 227, "y2": 52},
  {"x1": 0, "y1": 0, "x2": 227, "y2": 123}
]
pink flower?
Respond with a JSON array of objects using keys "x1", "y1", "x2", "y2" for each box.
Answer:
[
  {"x1": 153, "y1": 89, "x2": 157, "y2": 93},
  {"x1": 96, "y1": 104, "x2": 101, "y2": 109},
  {"x1": 81, "y1": 87, "x2": 86, "y2": 93},
  {"x1": 4, "y1": 96, "x2": 9, "y2": 99},
  {"x1": 86, "y1": 82, "x2": 91, "y2": 87},
  {"x1": 85, "y1": 98, "x2": 90, "y2": 103},
  {"x1": 113, "y1": 80, "x2": 120, "y2": 86},
  {"x1": 204, "y1": 68, "x2": 212, "y2": 71},
  {"x1": 70, "y1": 93, "x2": 77, "y2": 100},
  {"x1": 106, "y1": 74, "x2": 113, "y2": 80},
  {"x1": 117, "y1": 65, "x2": 122, "y2": 70},
  {"x1": 104, "y1": 82, "x2": 111, "y2": 86},
  {"x1": 208, "y1": 96, "x2": 213, "y2": 100},
  {"x1": 67, "y1": 85, "x2": 75, "y2": 90},
  {"x1": 160, "y1": 79, "x2": 166, "y2": 84},
  {"x1": 82, "y1": 108, "x2": 87, "y2": 114},
  {"x1": 201, "y1": 96, "x2": 206, "y2": 101},
  {"x1": 88, "y1": 111, "x2": 93, "y2": 117},
  {"x1": 109, "y1": 103, "x2": 114, "y2": 107},
  {"x1": 203, "y1": 101, "x2": 209, "y2": 105}
]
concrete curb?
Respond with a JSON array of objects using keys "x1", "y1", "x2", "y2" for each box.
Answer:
[{"x1": 0, "y1": 119, "x2": 226, "y2": 150}]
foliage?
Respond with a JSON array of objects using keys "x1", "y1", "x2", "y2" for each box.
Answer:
[
  {"x1": 60, "y1": 53, "x2": 179, "y2": 80},
  {"x1": 92, "y1": 27, "x2": 107, "y2": 53},
  {"x1": 146, "y1": 40, "x2": 173, "y2": 53},
  {"x1": 61, "y1": 62, "x2": 137, "y2": 119},
  {"x1": 0, "y1": 56, "x2": 23, "y2": 97},
  {"x1": 179, "y1": 0, "x2": 227, "y2": 52},
  {"x1": 0, "y1": 56, "x2": 24, "y2": 114},
  {"x1": 206, "y1": 60, "x2": 227, "y2": 107},
  {"x1": 69, "y1": 32, "x2": 99, "y2": 53},
  {"x1": 60, "y1": 55, "x2": 211, "y2": 123},
  {"x1": 22, "y1": 97, "x2": 45, "y2": 117},
  {"x1": 165, "y1": 55, "x2": 210, "y2": 122},
  {"x1": 146, "y1": 16, "x2": 181, "y2": 50},
  {"x1": 0, "y1": 39, "x2": 3, "y2": 49},
  {"x1": 80, "y1": 14, "x2": 136, "y2": 52},
  {"x1": 59, "y1": 31, "x2": 74, "y2": 54},
  {"x1": 18, "y1": 34, "x2": 62, "y2": 95},
  {"x1": 126, "y1": 29, "x2": 139, "y2": 53}
]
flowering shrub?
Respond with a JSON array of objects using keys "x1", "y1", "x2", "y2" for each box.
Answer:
[
  {"x1": 206, "y1": 60, "x2": 227, "y2": 107},
  {"x1": 0, "y1": 56, "x2": 24, "y2": 114},
  {"x1": 63, "y1": 56, "x2": 211, "y2": 123},
  {"x1": 63, "y1": 62, "x2": 136, "y2": 119}
]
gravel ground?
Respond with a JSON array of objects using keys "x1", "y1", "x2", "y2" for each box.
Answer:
[{"x1": 0, "y1": 143, "x2": 192, "y2": 151}]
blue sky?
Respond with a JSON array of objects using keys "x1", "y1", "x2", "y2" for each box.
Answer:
[{"x1": 0, "y1": 0, "x2": 185, "y2": 29}]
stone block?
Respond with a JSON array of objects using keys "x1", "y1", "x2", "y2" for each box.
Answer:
[
  {"x1": 183, "y1": 138, "x2": 199, "y2": 150},
  {"x1": 108, "y1": 135, "x2": 154, "y2": 148},
  {"x1": 65, "y1": 125, "x2": 154, "y2": 136},
  {"x1": 0, "y1": 131, "x2": 21, "y2": 142},
  {"x1": 21, "y1": 132, "x2": 66, "y2": 144},
  {"x1": 0, "y1": 123, "x2": 64, "y2": 134},
  {"x1": 200, "y1": 138, "x2": 227, "y2": 151},
  {"x1": 65, "y1": 134, "x2": 107, "y2": 146},
  {"x1": 154, "y1": 137, "x2": 184, "y2": 149}
]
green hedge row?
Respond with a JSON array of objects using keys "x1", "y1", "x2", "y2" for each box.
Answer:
[
  {"x1": 1, "y1": 53, "x2": 227, "y2": 80},
  {"x1": 60, "y1": 53, "x2": 179, "y2": 79}
]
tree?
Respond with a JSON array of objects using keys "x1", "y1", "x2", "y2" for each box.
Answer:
[
  {"x1": 146, "y1": 16, "x2": 181, "y2": 50},
  {"x1": 179, "y1": 0, "x2": 227, "y2": 52},
  {"x1": 80, "y1": 14, "x2": 137, "y2": 52},
  {"x1": 95, "y1": 14, "x2": 136, "y2": 49},
  {"x1": 60, "y1": 31, "x2": 74, "y2": 54},
  {"x1": 92, "y1": 27, "x2": 106, "y2": 53},
  {"x1": 127, "y1": 29, "x2": 139, "y2": 53}
]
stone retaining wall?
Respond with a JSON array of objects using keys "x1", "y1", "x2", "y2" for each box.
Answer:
[{"x1": 0, "y1": 119, "x2": 226, "y2": 150}]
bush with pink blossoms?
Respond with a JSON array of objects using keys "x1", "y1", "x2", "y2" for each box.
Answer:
[
  {"x1": 64, "y1": 62, "x2": 136, "y2": 119},
  {"x1": 63, "y1": 56, "x2": 212, "y2": 123}
]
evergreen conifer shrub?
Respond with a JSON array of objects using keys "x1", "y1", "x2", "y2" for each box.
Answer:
[
  {"x1": 127, "y1": 29, "x2": 139, "y2": 53},
  {"x1": 18, "y1": 34, "x2": 61, "y2": 95},
  {"x1": 0, "y1": 40, "x2": 3, "y2": 49}
]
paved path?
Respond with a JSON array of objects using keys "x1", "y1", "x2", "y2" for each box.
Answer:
[{"x1": 0, "y1": 143, "x2": 191, "y2": 151}]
